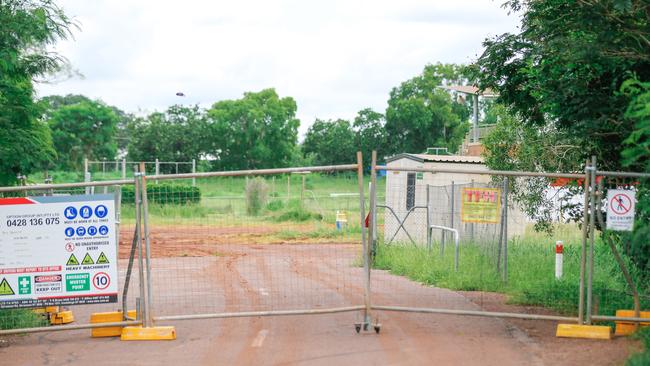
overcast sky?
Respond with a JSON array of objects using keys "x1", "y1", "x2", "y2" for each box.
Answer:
[{"x1": 37, "y1": 0, "x2": 520, "y2": 136}]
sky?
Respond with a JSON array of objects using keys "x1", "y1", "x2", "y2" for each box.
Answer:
[{"x1": 37, "y1": 0, "x2": 521, "y2": 137}]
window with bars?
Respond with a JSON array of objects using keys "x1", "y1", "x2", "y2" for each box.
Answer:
[{"x1": 406, "y1": 172, "x2": 415, "y2": 210}]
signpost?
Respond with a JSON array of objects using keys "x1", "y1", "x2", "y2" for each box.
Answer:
[
  {"x1": 0, "y1": 194, "x2": 118, "y2": 309},
  {"x1": 606, "y1": 189, "x2": 636, "y2": 231},
  {"x1": 460, "y1": 188, "x2": 501, "y2": 224}
]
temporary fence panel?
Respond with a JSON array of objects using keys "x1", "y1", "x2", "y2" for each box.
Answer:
[
  {"x1": 140, "y1": 164, "x2": 370, "y2": 323},
  {"x1": 370, "y1": 161, "x2": 589, "y2": 324}
]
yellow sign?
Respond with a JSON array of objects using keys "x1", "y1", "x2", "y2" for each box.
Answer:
[{"x1": 461, "y1": 188, "x2": 501, "y2": 223}]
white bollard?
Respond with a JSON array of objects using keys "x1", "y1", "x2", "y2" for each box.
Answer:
[{"x1": 555, "y1": 240, "x2": 563, "y2": 279}]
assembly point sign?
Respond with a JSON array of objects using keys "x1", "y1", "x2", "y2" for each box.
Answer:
[
  {"x1": 0, "y1": 194, "x2": 117, "y2": 309},
  {"x1": 461, "y1": 188, "x2": 501, "y2": 224},
  {"x1": 606, "y1": 189, "x2": 636, "y2": 231}
]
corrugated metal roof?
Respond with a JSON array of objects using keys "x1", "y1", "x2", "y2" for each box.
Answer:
[{"x1": 386, "y1": 153, "x2": 484, "y2": 164}]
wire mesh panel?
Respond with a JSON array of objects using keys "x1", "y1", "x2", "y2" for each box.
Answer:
[
  {"x1": 371, "y1": 170, "x2": 589, "y2": 320},
  {"x1": 145, "y1": 171, "x2": 366, "y2": 318}
]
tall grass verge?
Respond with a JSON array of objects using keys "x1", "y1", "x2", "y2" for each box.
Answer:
[{"x1": 374, "y1": 237, "x2": 649, "y2": 316}]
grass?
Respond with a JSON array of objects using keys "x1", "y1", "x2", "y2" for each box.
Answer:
[
  {"x1": 373, "y1": 225, "x2": 649, "y2": 317},
  {"x1": 0, "y1": 309, "x2": 49, "y2": 330},
  {"x1": 627, "y1": 327, "x2": 650, "y2": 366}
]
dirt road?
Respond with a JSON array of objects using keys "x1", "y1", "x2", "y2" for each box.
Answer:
[{"x1": 1, "y1": 242, "x2": 637, "y2": 365}]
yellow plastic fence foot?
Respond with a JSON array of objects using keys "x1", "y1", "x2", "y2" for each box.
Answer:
[
  {"x1": 120, "y1": 326, "x2": 176, "y2": 341},
  {"x1": 32, "y1": 306, "x2": 60, "y2": 315},
  {"x1": 50, "y1": 310, "x2": 75, "y2": 325},
  {"x1": 90, "y1": 310, "x2": 137, "y2": 338},
  {"x1": 614, "y1": 310, "x2": 650, "y2": 336},
  {"x1": 556, "y1": 324, "x2": 612, "y2": 340}
]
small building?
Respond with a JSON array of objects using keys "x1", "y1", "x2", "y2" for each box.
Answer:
[{"x1": 382, "y1": 153, "x2": 527, "y2": 245}]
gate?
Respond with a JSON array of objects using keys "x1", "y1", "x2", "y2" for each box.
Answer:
[{"x1": 368, "y1": 151, "x2": 650, "y2": 332}]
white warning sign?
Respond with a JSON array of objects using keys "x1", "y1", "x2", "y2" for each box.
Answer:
[
  {"x1": 606, "y1": 189, "x2": 636, "y2": 232},
  {"x1": 0, "y1": 194, "x2": 118, "y2": 309}
]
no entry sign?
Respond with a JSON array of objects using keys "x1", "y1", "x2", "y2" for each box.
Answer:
[{"x1": 606, "y1": 189, "x2": 636, "y2": 231}]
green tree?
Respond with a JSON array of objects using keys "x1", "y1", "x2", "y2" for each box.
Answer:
[
  {"x1": 41, "y1": 94, "x2": 133, "y2": 152},
  {"x1": 127, "y1": 105, "x2": 207, "y2": 172},
  {"x1": 302, "y1": 119, "x2": 357, "y2": 166},
  {"x1": 206, "y1": 89, "x2": 300, "y2": 170},
  {"x1": 473, "y1": 0, "x2": 649, "y2": 172},
  {"x1": 474, "y1": 0, "x2": 650, "y2": 274},
  {"x1": 0, "y1": 0, "x2": 74, "y2": 185},
  {"x1": 353, "y1": 108, "x2": 387, "y2": 164},
  {"x1": 48, "y1": 99, "x2": 119, "y2": 169},
  {"x1": 385, "y1": 63, "x2": 470, "y2": 156}
]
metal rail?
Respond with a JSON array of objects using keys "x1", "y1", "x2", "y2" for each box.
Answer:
[
  {"x1": 0, "y1": 179, "x2": 132, "y2": 193},
  {"x1": 376, "y1": 165, "x2": 650, "y2": 179},
  {"x1": 372, "y1": 305, "x2": 579, "y2": 322},
  {"x1": 150, "y1": 164, "x2": 358, "y2": 180},
  {"x1": 0, "y1": 320, "x2": 142, "y2": 336},
  {"x1": 153, "y1": 306, "x2": 366, "y2": 321},
  {"x1": 428, "y1": 225, "x2": 460, "y2": 271},
  {"x1": 376, "y1": 165, "x2": 584, "y2": 179}
]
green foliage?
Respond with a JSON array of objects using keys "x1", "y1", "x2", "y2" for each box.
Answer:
[
  {"x1": 272, "y1": 199, "x2": 323, "y2": 222},
  {"x1": 621, "y1": 79, "x2": 650, "y2": 172},
  {"x1": 127, "y1": 105, "x2": 206, "y2": 171},
  {"x1": 266, "y1": 200, "x2": 284, "y2": 211},
  {"x1": 302, "y1": 119, "x2": 357, "y2": 166},
  {"x1": 374, "y1": 236, "x2": 649, "y2": 316},
  {"x1": 354, "y1": 108, "x2": 388, "y2": 164},
  {"x1": 474, "y1": 0, "x2": 650, "y2": 172},
  {"x1": 207, "y1": 89, "x2": 300, "y2": 170},
  {"x1": 0, "y1": 309, "x2": 48, "y2": 330},
  {"x1": 385, "y1": 63, "x2": 470, "y2": 155},
  {"x1": 47, "y1": 98, "x2": 120, "y2": 170},
  {"x1": 0, "y1": 0, "x2": 74, "y2": 185},
  {"x1": 627, "y1": 327, "x2": 650, "y2": 366},
  {"x1": 122, "y1": 183, "x2": 201, "y2": 205},
  {"x1": 474, "y1": 0, "x2": 650, "y2": 275},
  {"x1": 245, "y1": 177, "x2": 268, "y2": 216}
]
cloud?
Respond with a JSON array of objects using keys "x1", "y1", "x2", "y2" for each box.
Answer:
[{"x1": 37, "y1": 0, "x2": 520, "y2": 136}]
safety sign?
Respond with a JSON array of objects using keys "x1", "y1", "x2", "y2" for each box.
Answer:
[
  {"x1": 606, "y1": 189, "x2": 636, "y2": 231},
  {"x1": 460, "y1": 188, "x2": 501, "y2": 224},
  {"x1": 0, "y1": 194, "x2": 117, "y2": 309}
]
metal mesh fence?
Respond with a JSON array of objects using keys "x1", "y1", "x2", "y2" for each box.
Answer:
[
  {"x1": 372, "y1": 171, "x2": 582, "y2": 318},
  {"x1": 144, "y1": 172, "x2": 367, "y2": 318}
]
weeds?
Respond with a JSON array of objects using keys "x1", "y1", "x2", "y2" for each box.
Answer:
[{"x1": 374, "y1": 237, "x2": 649, "y2": 316}]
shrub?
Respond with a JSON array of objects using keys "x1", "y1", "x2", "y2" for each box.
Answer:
[
  {"x1": 245, "y1": 177, "x2": 268, "y2": 216},
  {"x1": 266, "y1": 200, "x2": 284, "y2": 211},
  {"x1": 122, "y1": 183, "x2": 201, "y2": 205}
]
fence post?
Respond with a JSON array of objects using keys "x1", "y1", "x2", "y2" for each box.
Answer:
[
  {"x1": 579, "y1": 159, "x2": 592, "y2": 324},
  {"x1": 357, "y1": 151, "x2": 371, "y2": 330},
  {"x1": 426, "y1": 184, "x2": 432, "y2": 251},
  {"x1": 133, "y1": 165, "x2": 147, "y2": 326},
  {"x1": 139, "y1": 162, "x2": 155, "y2": 328},
  {"x1": 449, "y1": 181, "x2": 455, "y2": 256},
  {"x1": 192, "y1": 159, "x2": 196, "y2": 186},
  {"x1": 470, "y1": 179, "x2": 475, "y2": 242},
  {"x1": 371, "y1": 151, "x2": 378, "y2": 257},
  {"x1": 155, "y1": 159, "x2": 159, "y2": 184},
  {"x1": 122, "y1": 159, "x2": 126, "y2": 179},
  {"x1": 497, "y1": 181, "x2": 505, "y2": 272},
  {"x1": 586, "y1": 156, "x2": 597, "y2": 325},
  {"x1": 502, "y1": 177, "x2": 509, "y2": 283}
]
